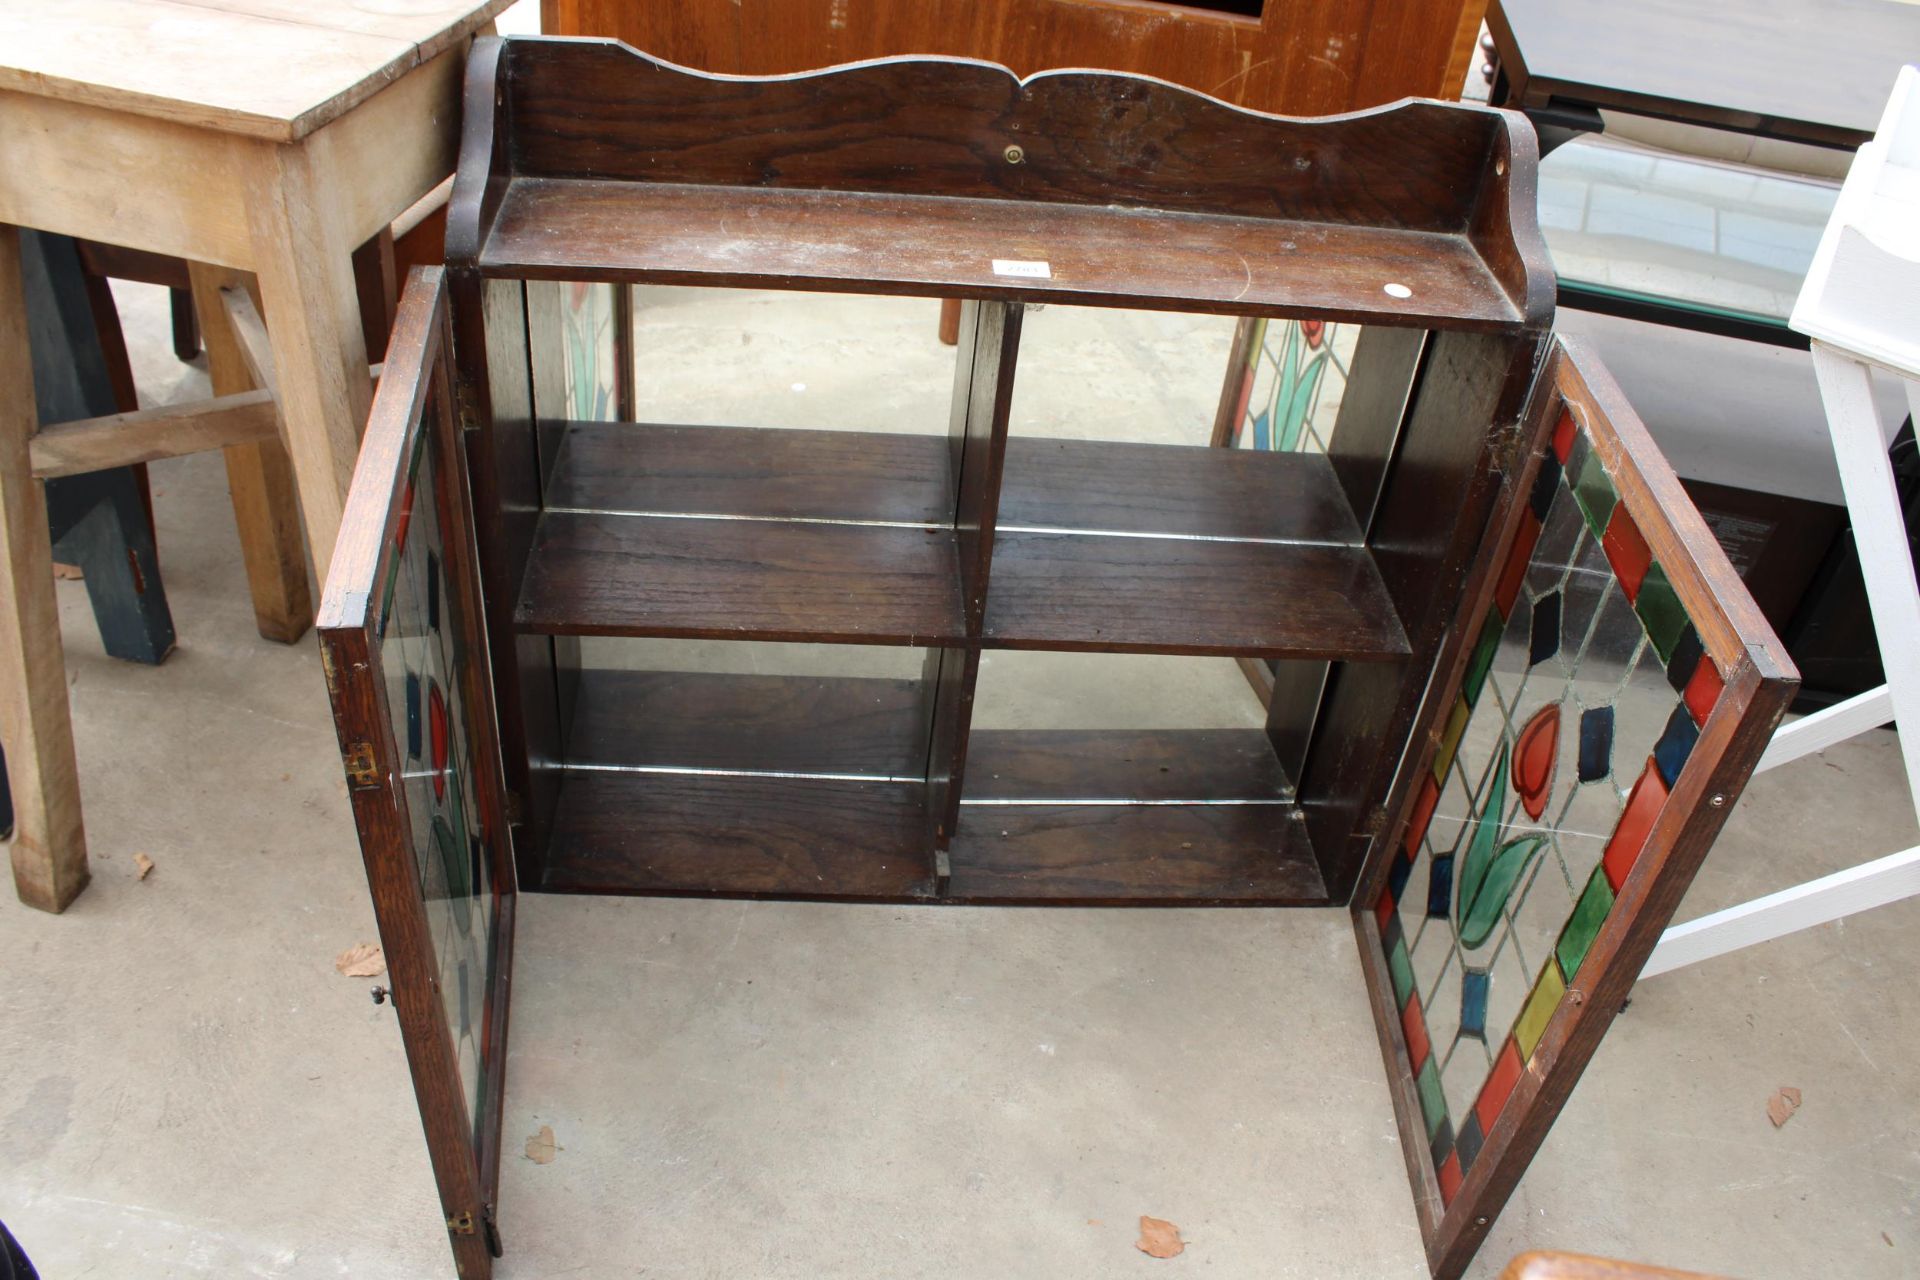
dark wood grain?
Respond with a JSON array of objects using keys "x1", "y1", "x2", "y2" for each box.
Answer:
[
  {"x1": 1322, "y1": 326, "x2": 1430, "y2": 532},
  {"x1": 515, "y1": 513, "x2": 967, "y2": 645},
  {"x1": 984, "y1": 531, "x2": 1408, "y2": 660},
  {"x1": 944, "y1": 802, "x2": 1327, "y2": 905},
  {"x1": 967, "y1": 729, "x2": 1291, "y2": 801},
  {"x1": 924, "y1": 644, "x2": 979, "y2": 848},
  {"x1": 542, "y1": 771, "x2": 935, "y2": 899},
  {"x1": 1001, "y1": 437, "x2": 1366, "y2": 542},
  {"x1": 482, "y1": 178, "x2": 1527, "y2": 331},
  {"x1": 504, "y1": 43, "x2": 1503, "y2": 231},
  {"x1": 950, "y1": 301, "x2": 1022, "y2": 627},
  {"x1": 567, "y1": 668, "x2": 931, "y2": 778}
]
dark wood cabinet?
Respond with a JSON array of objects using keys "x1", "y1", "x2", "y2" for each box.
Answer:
[{"x1": 316, "y1": 36, "x2": 1795, "y2": 1280}]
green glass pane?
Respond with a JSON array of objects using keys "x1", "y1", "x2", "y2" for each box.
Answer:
[
  {"x1": 1573, "y1": 449, "x2": 1617, "y2": 537},
  {"x1": 1555, "y1": 867, "x2": 1615, "y2": 980},
  {"x1": 1463, "y1": 611, "x2": 1503, "y2": 708},
  {"x1": 1417, "y1": 1056, "x2": 1447, "y2": 1140},
  {"x1": 1635, "y1": 563, "x2": 1690, "y2": 662},
  {"x1": 1389, "y1": 935, "x2": 1415, "y2": 1008}
]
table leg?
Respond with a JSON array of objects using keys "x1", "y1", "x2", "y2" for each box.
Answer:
[
  {"x1": 188, "y1": 262, "x2": 313, "y2": 644},
  {"x1": 242, "y1": 146, "x2": 373, "y2": 584},
  {"x1": 0, "y1": 225, "x2": 88, "y2": 912}
]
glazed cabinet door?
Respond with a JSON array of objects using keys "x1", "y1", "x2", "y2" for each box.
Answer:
[
  {"x1": 318, "y1": 266, "x2": 516, "y2": 1278},
  {"x1": 1356, "y1": 337, "x2": 1797, "y2": 1279}
]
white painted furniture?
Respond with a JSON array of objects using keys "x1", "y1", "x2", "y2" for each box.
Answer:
[{"x1": 1644, "y1": 66, "x2": 1920, "y2": 978}]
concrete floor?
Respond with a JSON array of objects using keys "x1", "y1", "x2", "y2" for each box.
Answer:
[{"x1": 2, "y1": 281, "x2": 1917, "y2": 1280}]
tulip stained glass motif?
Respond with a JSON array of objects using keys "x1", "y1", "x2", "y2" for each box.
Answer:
[
  {"x1": 376, "y1": 410, "x2": 498, "y2": 1145},
  {"x1": 1224, "y1": 318, "x2": 1351, "y2": 455},
  {"x1": 1372, "y1": 409, "x2": 1723, "y2": 1206},
  {"x1": 561, "y1": 281, "x2": 620, "y2": 423}
]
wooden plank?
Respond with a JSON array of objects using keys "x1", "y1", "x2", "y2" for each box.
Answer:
[
  {"x1": 944, "y1": 801, "x2": 1328, "y2": 905},
  {"x1": 567, "y1": 669, "x2": 932, "y2": 778},
  {"x1": 966, "y1": 729, "x2": 1292, "y2": 802},
  {"x1": 541, "y1": 771, "x2": 934, "y2": 899},
  {"x1": 983, "y1": 531, "x2": 1408, "y2": 660},
  {"x1": 515, "y1": 513, "x2": 967, "y2": 647},
  {"x1": 1001, "y1": 437, "x2": 1366, "y2": 542},
  {"x1": 484, "y1": 178, "x2": 1526, "y2": 331},
  {"x1": 547, "y1": 422, "x2": 953, "y2": 524},
  {"x1": 198, "y1": 265, "x2": 312, "y2": 643},
  {"x1": 0, "y1": 223, "x2": 89, "y2": 912}
]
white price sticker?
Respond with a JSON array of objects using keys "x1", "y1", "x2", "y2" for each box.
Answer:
[{"x1": 991, "y1": 259, "x2": 1052, "y2": 279}]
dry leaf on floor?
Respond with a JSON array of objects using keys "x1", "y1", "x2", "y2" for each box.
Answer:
[
  {"x1": 525, "y1": 1124, "x2": 560, "y2": 1164},
  {"x1": 133, "y1": 852, "x2": 155, "y2": 880},
  {"x1": 1767, "y1": 1085, "x2": 1802, "y2": 1127},
  {"x1": 1136, "y1": 1216, "x2": 1184, "y2": 1259},
  {"x1": 335, "y1": 943, "x2": 386, "y2": 978}
]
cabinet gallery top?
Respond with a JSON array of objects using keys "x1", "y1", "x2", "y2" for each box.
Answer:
[{"x1": 450, "y1": 36, "x2": 1555, "y2": 332}]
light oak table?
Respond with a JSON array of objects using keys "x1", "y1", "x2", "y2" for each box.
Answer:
[{"x1": 0, "y1": 0, "x2": 511, "y2": 912}]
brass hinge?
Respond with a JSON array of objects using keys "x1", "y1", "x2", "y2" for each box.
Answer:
[
  {"x1": 342, "y1": 742, "x2": 380, "y2": 787},
  {"x1": 447, "y1": 1210, "x2": 475, "y2": 1235}
]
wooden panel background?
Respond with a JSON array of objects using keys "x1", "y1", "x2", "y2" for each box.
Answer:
[{"x1": 542, "y1": 0, "x2": 1486, "y2": 115}]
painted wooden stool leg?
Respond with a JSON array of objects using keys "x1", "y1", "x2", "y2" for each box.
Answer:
[
  {"x1": 1809, "y1": 345, "x2": 1920, "y2": 817},
  {"x1": 1645, "y1": 350, "x2": 1920, "y2": 975},
  {"x1": 0, "y1": 225, "x2": 88, "y2": 912},
  {"x1": 243, "y1": 148, "x2": 373, "y2": 582},
  {"x1": 26, "y1": 230, "x2": 175, "y2": 665},
  {"x1": 188, "y1": 262, "x2": 313, "y2": 644}
]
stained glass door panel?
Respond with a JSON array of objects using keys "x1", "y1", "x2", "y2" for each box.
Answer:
[
  {"x1": 1358, "y1": 337, "x2": 1796, "y2": 1279},
  {"x1": 319, "y1": 267, "x2": 516, "y2": 1279}
]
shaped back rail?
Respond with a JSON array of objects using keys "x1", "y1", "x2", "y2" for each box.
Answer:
[{"x1": 449, "y1": 38, "x2": 1552, "y2": 329}]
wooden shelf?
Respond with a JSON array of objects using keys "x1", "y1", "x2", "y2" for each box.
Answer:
[
  {"x1": 966, "y1": 728, "x2": 1292, "y2": 802},
  {"x1": 945, "y1": 804, "x2": 1328, "y2": 905},
  {"x1": 1000, "y1": 437, "x2": 1367, "y2": 542},
  {"x1": 518, "y1": 422, "x2": 1404, "y2": 658},
  {"x1": 542, "y1": 770, "x2": 935, "y2": 898},
  {"x1": 515, "y1": 513, "x2": 966, "y2": 645},
  {"x1": 983, "y1": 531, "x2": 1406, "y2": 659},
  {"x1": 482, "y1": 177, "x2": 1528, "y2": 332},
  {"x1": 536, "y1": 669, "x2": 1322, "y2": 904},
  {"x1": 548, "y1": 422, "x2": 953, "y2": 526}
]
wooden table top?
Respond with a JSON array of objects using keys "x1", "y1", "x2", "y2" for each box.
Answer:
[
  {"x1": 0, "y1": 0, "x2": 513, "y2": 143},
  {"x1": 1491, "y1": 0, "x2": 1920, "y2": 148}
]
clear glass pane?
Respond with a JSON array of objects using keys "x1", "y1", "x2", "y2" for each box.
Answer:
[{"x1": 1539, "y1": 136, "x2": 1838, "y2": 325}]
